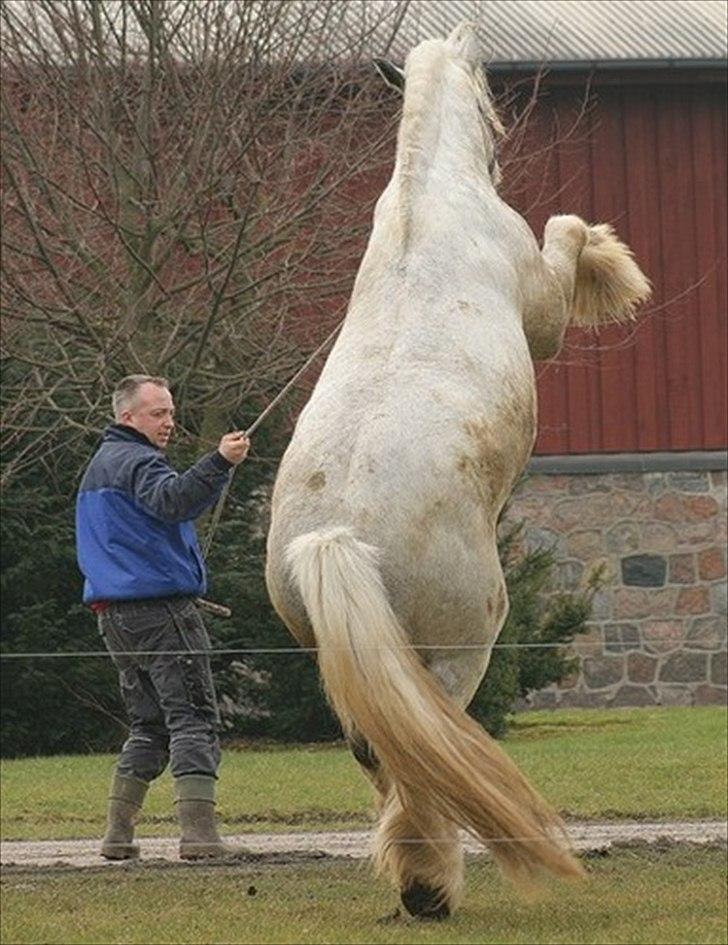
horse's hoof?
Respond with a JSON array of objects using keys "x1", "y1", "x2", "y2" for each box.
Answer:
[{"x1": 400, "y1": 882, "x2": 450, "y2": 921}]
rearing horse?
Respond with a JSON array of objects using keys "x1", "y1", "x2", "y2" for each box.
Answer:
[{"x1": 265, "y1": 23, "x2": 650, "y2": 920}]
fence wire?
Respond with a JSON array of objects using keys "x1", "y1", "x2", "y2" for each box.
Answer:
[
  {"x1": 2, "y1": 619, "x2": 723, "y2": 944},
  {"x1": 0, "y1": 639, "x2": 608, "y2": 660}
]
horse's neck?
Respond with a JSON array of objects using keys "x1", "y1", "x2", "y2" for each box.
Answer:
[{"x1": 394, "y1": 72, "x2": 489, "y2": 244}]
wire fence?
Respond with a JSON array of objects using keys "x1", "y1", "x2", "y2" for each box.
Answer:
[
  {"x1": 2, "y1": 640, "x2": 725, "y2": 942},
  {"x1": 2, "y1": 606, "x2": 725, "y2": 941},
  {"x1": 0, "y1": 639, "x2": 611, "y2": 660},
  {"x1": 1, "y1": 731, "x2": 725, "y2": 942}
]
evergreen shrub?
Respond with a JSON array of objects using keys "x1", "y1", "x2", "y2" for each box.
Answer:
[{"x1": 1, "y1": 455, "x2": 596, "y2": 754}]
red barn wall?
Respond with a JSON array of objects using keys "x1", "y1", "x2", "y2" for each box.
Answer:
[{"x1": 496, "y1": 76, "x2": 727, "y2": 455}]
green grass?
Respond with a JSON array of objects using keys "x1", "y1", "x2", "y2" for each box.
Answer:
[
  {"x1": 1, "y1": 707, "x2": 726, "y2": 842},
  {"x1": 505, "y1": 706, "x2": 728, "y2": 820},
  {"x1": 1, "y1": 847, "x2": 726, "y2": 944}
]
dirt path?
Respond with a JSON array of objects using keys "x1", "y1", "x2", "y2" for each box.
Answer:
[{"x1": 2, "y1": 819, "x2": 725, "y2": 870}]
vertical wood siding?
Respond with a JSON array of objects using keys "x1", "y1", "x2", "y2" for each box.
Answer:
[{"x1": 503, "y1": 81, "x2": 727, "y2": 455}]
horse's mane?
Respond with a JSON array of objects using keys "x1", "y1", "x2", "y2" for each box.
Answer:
[
  {"x1": 395, "y1": 42, "x2": 446, "y2": 243},
  {"x1": 395, "y1": 37, "x2": 504, "y2": 244},
  {"x1": 472, "y1": 61, "x2": 505, "y2": 138}
]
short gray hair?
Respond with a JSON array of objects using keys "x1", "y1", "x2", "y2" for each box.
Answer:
[{"x1": 112, "y1": 374, "x2": 169, "y2": 420}]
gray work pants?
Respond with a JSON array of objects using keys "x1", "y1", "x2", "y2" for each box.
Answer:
[{"x1": 98, "y1": 597, "x2": 221, "y2": 783}]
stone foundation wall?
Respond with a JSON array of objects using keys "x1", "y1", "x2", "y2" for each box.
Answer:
[{"x1": 504, "y1": 465, "x2": 727, "y2": 709}]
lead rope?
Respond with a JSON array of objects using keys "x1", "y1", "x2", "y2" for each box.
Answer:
[{"x1": 201, "y1": 320, "x2": 343, "y2": 562}]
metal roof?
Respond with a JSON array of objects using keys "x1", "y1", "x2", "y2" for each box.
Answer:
[{"x1": 347, "y1": 0, "x2": 728, "y2": 69}]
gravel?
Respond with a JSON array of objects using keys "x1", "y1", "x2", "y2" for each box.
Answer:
[{"x1": 2, "y1": 819, "x2": 725, "y2": 870}]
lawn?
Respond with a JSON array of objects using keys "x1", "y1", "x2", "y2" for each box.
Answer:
[
  {"x1": 1, "y1": 847, "x2": 726, "y2": 945},
  {"x1": 1, "y1": 706, "x2": 726, "y2": 842}
]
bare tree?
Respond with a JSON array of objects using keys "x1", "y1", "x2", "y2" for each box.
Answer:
[{"x1": 1, "y1": 0, "x2": 410, "y2": 486}]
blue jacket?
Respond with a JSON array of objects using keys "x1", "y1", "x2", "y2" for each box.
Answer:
[{"x1": 76, "y1": 424, "x2": 232, "y2": 603}]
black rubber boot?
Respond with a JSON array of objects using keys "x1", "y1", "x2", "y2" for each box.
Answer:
[
  {"x1": 100, "y1": 773, "x2": 148, "y2": 860},
  {"x1": 175, "y1": 775, "x2": 237, "y2": 860}
]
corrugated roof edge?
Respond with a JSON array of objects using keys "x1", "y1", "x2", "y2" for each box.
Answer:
[{"x1": 486, "y1": 58, "x2": 728, "y2": 72}]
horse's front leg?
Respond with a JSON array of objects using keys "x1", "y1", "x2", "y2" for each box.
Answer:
[{"x1": 523, "y1": 214, "x2": 651, "y2": 361}]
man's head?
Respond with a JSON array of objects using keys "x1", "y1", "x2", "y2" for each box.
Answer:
[{"x1": 112, "y1": 375, "x2": 175, "y2": 450}]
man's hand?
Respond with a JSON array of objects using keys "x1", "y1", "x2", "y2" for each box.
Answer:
[{"x1": 218, "y1": 431, "x2": 250, "y2": 465}]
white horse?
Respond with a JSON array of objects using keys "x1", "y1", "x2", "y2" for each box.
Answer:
[{"x1": 265, "y1": 23, "x2": 650, "y2": 920}]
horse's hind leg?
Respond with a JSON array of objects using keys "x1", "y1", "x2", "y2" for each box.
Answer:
[
  {"x1": 348, "y1": 729, "x2": 461, "y2": 919},
  {"x1": 374, "y1": 788, "x2": 464, "y2": 920},
  {"x1": 348, "y1": 634, "x2": 498, "y2": 921},
  {"x1": 347, "y1": 730, "x2": 390, "y2": 802},
  {"x1": 374, "y1": 647, "x2": 494, "y2": 919}
]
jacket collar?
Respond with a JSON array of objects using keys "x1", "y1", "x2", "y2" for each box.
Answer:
[{"x1": 102, "y1": 423, "x2": 160, "y2": 451}]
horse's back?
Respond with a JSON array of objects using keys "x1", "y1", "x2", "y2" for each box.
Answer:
[
  {"x1": 266, "y1": 169, "x2": 543, "y2": 643},
  {"x1": 266, "y1": 267, "x2": 535, "y2": 645}
]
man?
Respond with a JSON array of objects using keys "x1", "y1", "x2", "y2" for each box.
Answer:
[{"x1": 76, "y1": 374, "x2": 249, "y2": 860}]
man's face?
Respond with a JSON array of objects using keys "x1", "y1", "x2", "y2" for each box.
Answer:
[{"x1": 120, "y1": 383, "x2": 175, "y2": 450}]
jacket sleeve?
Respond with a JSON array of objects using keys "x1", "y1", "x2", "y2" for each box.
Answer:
[{"x1": 131, "y1": 450, "x2": 233, "y2": 524}]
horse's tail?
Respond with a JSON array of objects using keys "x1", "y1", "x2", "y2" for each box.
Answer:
[
  {"x1": 286, "y1": 526, "x2": 584, "y2": 888},
  {"x1": 571, "y1": 222, "x2": 652, "y2": 328}
]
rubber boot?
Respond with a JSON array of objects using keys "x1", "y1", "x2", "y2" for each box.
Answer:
[
  {"x1": 175, "y1": 775, "x2": 237, "y2": 860},
  {"x1": 100, "y1": 773, "x2": 148, "y2": 860}
]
